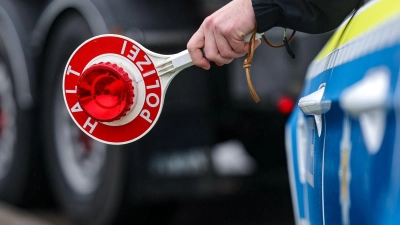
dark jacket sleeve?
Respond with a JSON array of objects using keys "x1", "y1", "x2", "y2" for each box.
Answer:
[{"x1": 252, "y1": 0, "x2": 363, "y2": 34}]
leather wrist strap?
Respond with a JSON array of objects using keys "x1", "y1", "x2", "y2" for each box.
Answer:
[{"x1": 243, "y1": 27, "x2": 296, "y2": 103}]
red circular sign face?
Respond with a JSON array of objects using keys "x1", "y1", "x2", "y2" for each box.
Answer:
[{"x1": 63, "y1": 34, "x2": 163, "y2": 144}]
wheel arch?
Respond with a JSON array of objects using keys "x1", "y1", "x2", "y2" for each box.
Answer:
[
  {"x1": 0, "y1": 4, "x2": 33, "y2": 110},
  {"x1": 31, "y1": 0, "x2": 108, "y2": 94},
  {"x1": 31, "y1": 0, "x2": 108, "y2": 55}
]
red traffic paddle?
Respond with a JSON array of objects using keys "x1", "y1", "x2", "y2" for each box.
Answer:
[{"x1": 63, "y1": 33, "x2": 259, "y2": 145}]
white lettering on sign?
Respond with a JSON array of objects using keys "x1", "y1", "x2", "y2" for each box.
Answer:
[
  {"x1": 136, "y1": 55, "x2": 152, "y2": 71},
  {"x1": 67, "y1": 65, "x2": 80, "y2": 76},
  {"x1": 127, "y1": 45, "x2": 140, "y2": 62},
  {"x1": 65, "y1": 86, "x2": 77, "y2": 94},
  {"x1": 83, "y1": 117, "x2": 98, "y2": 134},
  {"x1": 121, "y1": 40, "x2": 127, "y2": 55},
  {"x1": 146, "y1": 93, "x2": 160, "y2": 108},
  {"x1": 71, "y1": 102, "x2": 83, "y2": 112},
  {"x1": 143, "y1": 70, "x2": 156, "y2": 77},
  {"x1": 146, "y1": 80, "x2": 160, "y2": 89},
  {"x1": 140, "y1": 109, "x2": 152, "y2": 123}
]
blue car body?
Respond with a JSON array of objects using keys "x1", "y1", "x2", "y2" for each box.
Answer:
[{"x1": 285, "y1": 1, "x2": 400, "y2": 224}]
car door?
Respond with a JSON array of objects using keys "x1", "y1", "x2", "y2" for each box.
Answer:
[
  {"x1": 286, "y1": 61, "x2": 331, "y2": 225},
  {"x1": 287, "y1": 1, "x2": 400, "y2": 225},
  {"x1": 323, "y1": 26, "x2": 400, "y2": 225}
]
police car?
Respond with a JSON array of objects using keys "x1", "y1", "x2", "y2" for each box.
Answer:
[{"x1": 285, "y1": 0, "x2": 400, "y2": 224}]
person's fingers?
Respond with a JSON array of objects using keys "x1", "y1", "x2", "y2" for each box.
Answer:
[
  {"x1": 218, "y1": 29, "x2": 250, "y2": 56},
  {"x1": 202, "y1": 21, "x2": 233, "y2": 65},
  {"x1": 214, "y1": 31, "x2": 244, "y2": 59},
  {"x1": 203, "y1": 24, "x2": 230, "y2": 64},
  {"x1": 187, "y1": 29, "x2": 210, "y2": 70},
  {"x1": 203, "y1": 43, "x2": 234, "y2": 65},
  {"x1": 241, "y1": 39, "x2": 262, "y2": 54}
]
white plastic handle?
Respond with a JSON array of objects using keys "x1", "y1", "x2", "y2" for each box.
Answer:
[
  {"x1": 243, "y1": 32, "x2": 264, "y2": 42},
  {"x1": 157, "y1": 32, "x2": 264, "y2": 76}
]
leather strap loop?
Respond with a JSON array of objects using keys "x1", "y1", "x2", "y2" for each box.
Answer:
[
  {"x1": 243, "y1": 27, "x2": 296, "y2": 103},
  {"x1": 262, "y1": 29, "x2": 296, "y2": 48},
  {"x1": 243, "y1": 26, "x2": 260, "y2": 103}
]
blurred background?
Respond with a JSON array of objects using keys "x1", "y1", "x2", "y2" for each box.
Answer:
[{"x1": 0, "y1": 0, "x2": 331, "y2": 224}]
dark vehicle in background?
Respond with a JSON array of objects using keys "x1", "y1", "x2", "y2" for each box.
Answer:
[{"x1": 0, "y1": 0, "x2": 330, "y2": 224}]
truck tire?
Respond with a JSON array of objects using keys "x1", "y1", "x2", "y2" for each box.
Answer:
[
  {"x1": 41, "y1": 11, "x2": 126, "y2": 225},
  {"x1": 0, "y1": 58, "x2": 31, "y2": 205}
]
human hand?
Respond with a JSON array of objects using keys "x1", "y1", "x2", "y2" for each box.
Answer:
[{"x1": 187, "y1": 0, "x2": 261, "y2": 70}]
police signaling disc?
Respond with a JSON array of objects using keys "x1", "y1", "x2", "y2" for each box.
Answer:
[{"x1": 63, "y1": 34, "x2": 194, "y2": 145}]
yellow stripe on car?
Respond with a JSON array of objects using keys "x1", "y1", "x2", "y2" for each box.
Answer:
[{"x1": 315, "y1": 0, "x2": 400, "y2": 61}]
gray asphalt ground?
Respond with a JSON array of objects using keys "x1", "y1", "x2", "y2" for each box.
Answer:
[
  {"x1": 0, "y1": 203, "x2": 72, "y2": 225},
  {"x1": 0, "y1": 188, "x2": 294, "y2": 225}
]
